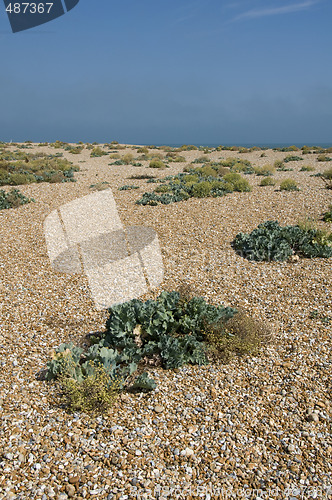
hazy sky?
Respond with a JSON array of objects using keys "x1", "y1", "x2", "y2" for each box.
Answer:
[{"x1": 1, "y1": 0, "x2": 332, "y2": 145}]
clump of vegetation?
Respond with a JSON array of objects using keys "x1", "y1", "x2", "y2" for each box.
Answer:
[
  {"x1": 273, "y1": 146, "x2": 299, "y2": 152},
  {"x1": 118, "y1": 184, "x2": 139, "y2": 191},
  {"x1": 284, "y1": 155, "x2": 303, "y2": 163},
  {"x1": 260, "y1": 177, "x2": 276, "y2": 187},
  {"x1": 90, "y1": 147, "x2": 108, "y2": 157},
  {"x1": 137, "y1": 147, "x2": 149, "y2": 154},
  {"x1": 58, "y1": 360, "x2": 121, "y2": 414},
  {"x1": 231, "y1": 162, "x2": 254, "y2": 174},
  {"x1": 300, "y1": 165, "x2": 315, "y2": 172},
  {"x1": 193, "y1": 156, "x2": 211, "y2": 164},
  {"x1": 65, "y1": 145, "x2": 84, "y2": 154},
  {"x1": 0, "y1": 188, "x2": 35, "y2": 210},
  {"x1": 172, "y1": 155, "x2": 186, "y2": 163},
  {"x1": 309, "y1": 310, "x2": 331, "y2": 325},
  {"x1": 279, "y1": 179, "x2": 299, "y2": 191},
  {"x1": 149, "y1": 159, "x2": 166, "y2": 169},
  {"x1": 129, "y1": 174, "x2": 155, "y2": 180},
  {"x1": 205, "y1": 308, "x2": 272, "y2": 362},
  {"x1": 0, "y1": 154, "x2": 79, "y2": 186},
  {"x1": 89, "y1": 182, "x2": 110, "y2": 191},
  {"x1": 321, "y1": 167, "x2": 332, "y2": 189},
  {"x1": 45, "y1": 287, "x2": 271, "y2": 413},
  {"x1": 50, "y1": 140, "x2": 68, "y2": 149},
  {"x1": 233, "y1": 220, "x2": 332, "y2": 261},
  {"x1": 254, "y1": 165, "x2": 276, "y2": 176},
  {"x1": 136, "y1": 166, "x2": 251, "y2": 206},
  {"x1": 322, "y1": 205, "x2": 332, "y2": 222},
  {"x1": 317, "y1": 155, "x2": 332, "y2": 162},
  {"x1": 176, "y1": 144, "x2": 198, "y2": 151},
  {"x1": 121, "y1": 153, "x2": 134, "y2": 164}
]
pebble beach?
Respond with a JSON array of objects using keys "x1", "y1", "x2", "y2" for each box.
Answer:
[{"x1": 0, "y1": 143, "x2": 331, "y2": 499}]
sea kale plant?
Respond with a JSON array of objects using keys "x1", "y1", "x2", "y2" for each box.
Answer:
[
  {"x1": 0, "y1": 188, "x2": 35, "y2": 210},
  {"x1": 233, "y1": 220, "x2": 332, "y2": 261},
  {"x1": 44, "y1": 288, "x2": 274, "y2": 412}
]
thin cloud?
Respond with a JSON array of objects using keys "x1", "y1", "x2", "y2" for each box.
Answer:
[{"x1": 232, "y1": 0, "x2": 320, "y2": 21}]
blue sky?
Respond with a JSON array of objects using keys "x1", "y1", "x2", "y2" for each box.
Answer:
[{"x1": 1, "y1": 0, "x2": 332, "y2": 145}]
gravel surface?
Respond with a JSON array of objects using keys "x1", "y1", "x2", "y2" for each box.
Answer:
[{"x1": 0, "y1": 143, "x2": 331, "y2": 499}]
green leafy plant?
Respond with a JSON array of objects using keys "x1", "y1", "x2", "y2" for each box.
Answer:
[
  {"x1": 322, "y1": 205, "x2": 332, "y2": 222},
  {"x1": 118, "y1": 184, "x2": 139, "y2": 191},
  {"x1": 0, "y1": 188, "x2": 35, "y2": 210},
  {"x1": 233, "y1": 220, "x2": 332, "y2": 261},
  {"x1": 280, "y1": 179, "x2": 299, "y2": 191},
  {"x1": 284, "y1": 155, "x2": 303, "y2": 163}
]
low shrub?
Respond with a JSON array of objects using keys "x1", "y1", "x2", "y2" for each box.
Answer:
[
  {"x1": 122, "y1": 153, "x2": 134, "y2": 164},
  {"x1": 173, "y1": 155, "x2": 186, "y2": 162},
  {"x1": 233, "y1": 220, "x2": 332, "y2": 261},
  {"x1": 231, "y1": 162, "x2": 254, "y2": 174},
  {"x1": 192, "y1": 181, "x2": 212, "y2": 198},
  {"x1": 129, "y1": 174, "x2": 155, "y2": 180},
  {"x1": 223, "y1": 172, "x2": 251, "y2": 192},
  {"x1": 321, "y1": 167, "x2": 332, "y2": 189},
  {"x1": 91, "y1": 147, "x2": 108, "y2": 157},
  {"x1": 149, "y1": 159, "x2": 165, "y2": 169},
  {"x1": 317, "y1": 155, "x2": 332, "y2": 162},
  {"x1": 205, "y1": 308, "x2": 272, "y2": 362},
  {"x1": 254, "y1": 165, "x2": 276, "y2": 176},
  {"x1": 280, "y1": 179, "x2": 299, "y2": 191},
  {"x1": 300, "y1": 165, "x2": 315, "y2": 172},
  {"x1": 274, "y1": 159, "x2": 284, "y2": 169},
  {"x1": 0, "y1": 188, "x2": 35, "y2": 209},
  {"x1": 58, "y1": 361, "x2": 121, "y2": 414},
  {"x1": 260, "y1": 177, "x2": 276, "y2": 186},
  {"x1": 50, "y1": 140, "x2": 67, "y2": 149},
  {"x1": 65, "y1": 145, "x2": 84, "y2": 154}
]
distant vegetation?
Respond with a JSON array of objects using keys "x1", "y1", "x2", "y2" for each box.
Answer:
[
  {"x1": 0, "y1": 150, "x2": 79, "y2": 186},
  {"x1": 136, "y1": 164, "x2": 251, "y2": 206}
]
